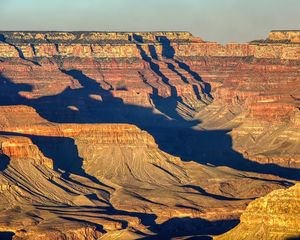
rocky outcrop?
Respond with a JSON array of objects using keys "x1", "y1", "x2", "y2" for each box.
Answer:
[
  {"x1": 0, "y1": 31, "x2": 299, "y2": 60},
  {"x1": 215, "y1": 183, "x2": 300, "y2": 240},
  {"x1": 0, "y1": 31, "x2": 299, "y2": 169},
  {"x1": 0, "y1": 30, "x2": 299, "y2": 239},
  {"x1": 0, "y1": 31, "x2": 196, "y2": 43},
  {"x1": 1, "y1": 123, "x2": 188, "y2": 185},
  {"x1": 268, "y1": 30, "x2": 300, "y2": 43},
  {"x1": 0, "y1": 105, "x2": 290, "y2": 239},
  {"x1": 0, "y1": 135, "x2": 53, "y2": 168}
]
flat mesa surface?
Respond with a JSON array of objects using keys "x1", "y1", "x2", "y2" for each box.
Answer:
[{"x1": 0, "y1": 31, "x2": 299, "y2": 240}]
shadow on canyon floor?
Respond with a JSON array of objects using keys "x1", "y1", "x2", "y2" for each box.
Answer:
[
  {"x1": 0, "y1": 70, "x2": 299, "y2": 182},
  {"x1": 34, "y1": 204, "x2": 238, "y2": 239},
  {"x1": 0, "y1": 131, "x2": 111, "y2": 191},
  {"x1": 0, "y1": 155, "x2": 10, "y2": 171},
  {"x1": 286, "y1": 237, "x2": 300, "y2": 240},
  {"x1": 142, "y1": 218, "x2": 239, "y2": 240},
  {"x1": 0, "y1": 232, "x2": 14, "y2": 240},
  {"x1": 0, "y1": 36, "x2": 299, "y2": 237},
  {"x1": 35, "y1": 204, "x2": 157, "y2": 230}
]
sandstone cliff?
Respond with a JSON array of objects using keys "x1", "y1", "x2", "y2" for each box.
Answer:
[
  {"x1": 0, "y1": 108, "x2": 291, "y2": 239},
  {"x1": 0, "y1": 31, "x2": 299, "y2": 60},
  {"x1": 268, "y1": 30, "x2": 300, "y2": 43},
  {"x1": 215, "y1": 183, "x2": 300, "y2": 240},
  {"x1": 0, "y1": 31, "x2": 299, "y2": 239}
]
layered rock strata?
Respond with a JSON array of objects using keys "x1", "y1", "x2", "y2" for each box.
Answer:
[
  {"x1": 268, "y1": 30, "x2": 300, "y2": 43},
  {"x1": 215, "y1": 183, "x2": 300, "y2": 240},
  {"x1": 0, "y1": 31, "x2": 299, "y2": 239},
  {"x1": 0, "y1": 122, "x2": 289, "y2": 239},
  {"x1": 0, "y1": 31, "x2": 299, "y2": 60}
]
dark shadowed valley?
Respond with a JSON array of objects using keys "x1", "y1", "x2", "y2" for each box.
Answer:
[{"x1": 0, "y1": 30, "x2": 299, "y2": 240}]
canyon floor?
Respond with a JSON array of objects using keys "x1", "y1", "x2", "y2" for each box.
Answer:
[{"x1": 0, "y1": 31, "x2": 299, "y2": 240}]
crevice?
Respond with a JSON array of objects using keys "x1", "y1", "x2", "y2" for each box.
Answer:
[
  {"x1": 134, "y1": 34, "x2": 178, "y2": 97},
  {"x1": 0, "y1": 33, "x2": 40, "y2": 66}
]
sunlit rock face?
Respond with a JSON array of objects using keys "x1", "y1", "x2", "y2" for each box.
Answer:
[
  {"x1": 268, "y1": 30, "x2": 300, "y2": 43},
  {"x1": 0, "y1": 31, "x2": 299, "y2": 239},
  {"x1": 215, "y1": 183, "x2": 300, "y2": 240},
  {"x1": 1, "y1": 117, "x2": 289, "y2": 239}
]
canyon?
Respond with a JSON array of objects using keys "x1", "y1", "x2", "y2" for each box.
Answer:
[{"x1": 0, "y1": 30, "x2": 299, "y2": 239}]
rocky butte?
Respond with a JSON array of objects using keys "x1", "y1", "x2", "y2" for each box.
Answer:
[{"x1": 0, "y1": 30, "x2": 299, "y2": 239}]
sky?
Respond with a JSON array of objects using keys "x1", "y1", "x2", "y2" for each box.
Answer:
[{"x1": 0, "y1": 0, "x2": 299, "y2": 43}]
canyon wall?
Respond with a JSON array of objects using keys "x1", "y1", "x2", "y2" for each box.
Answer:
[
  {"x1": 268, "y1": 30, "x2": 300, "y2": 43},
  {"x1": 215, "y1": 183, "x2": 300, "y2": 240},
  {"x1": 0, "y1": 30, "x2": 299, "y2": 172},
  {"x1": 0, "y1": 31, "x2": 299, "y2": 239},
  {"x1": 0, "y1": 31, "x2": 299, "y2": 60},
  {"x1": 0, "y1": 112, "x2": 287, "y2": 239}
]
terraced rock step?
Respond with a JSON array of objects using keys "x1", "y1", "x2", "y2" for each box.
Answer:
[
  {"x1": 0, "y1": 31, "x2": 299, "y2": 239},
  {"x1": 215, "y1": 183, "x2": 300, "y2": 240}
]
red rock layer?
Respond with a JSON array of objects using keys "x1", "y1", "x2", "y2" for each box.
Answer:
[
  {"x1": 0, "y1": 31, "x2": 299, "y2": 238},
  {"x1": 0, "y1": 31, "x2": 299, "y2": 60},
  {"x1": 0, "y1": 117, "x2": 288, "y2": 239},
  {"x1": 1, "y1": 31, "x2": 300, "y2": 168}
]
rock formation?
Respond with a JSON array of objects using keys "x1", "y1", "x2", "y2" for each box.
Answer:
[
  {"x1": 0, "y1": 31, "x2": 299, "y2": 239},
  {"x1": 215, "y1": 183, "x2": 300, "y2": 240},
  {"x1": 268, "y1": 30, "x2": 300, "y2": 43}
]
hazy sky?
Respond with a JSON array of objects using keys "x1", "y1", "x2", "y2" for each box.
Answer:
[{"x1": 0, "y1": 0, "x2": 299, "y2": 43}]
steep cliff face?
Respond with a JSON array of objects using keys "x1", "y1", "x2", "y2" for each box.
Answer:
[
  {"x1": 0, "y1": 107, "x2": 291, "y2": 239},
  {"x1": 215, "y1": 183, "x2": 300, "y2": 240},
  {"x1": 0, "y1": 31, "x2": 299, "y2": 239},
  {"x1": 0, "y1": 31, "x2": 299, "y2": 60},
  {"x1": 197, "y1": 57, "x2": 300, "y2": 168},
  {"x1": 2, "y1": 123, "x2": 188, "y2": 186},
  {"x1": 268, "y1": 30, "x2": 300, "y2": 43},
  {"x1": 0, "y1": 135, "x2": 53, "y2": 168}
]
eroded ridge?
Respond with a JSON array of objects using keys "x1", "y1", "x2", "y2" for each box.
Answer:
[
  {"x1": 215, "y1": 183, "x2": 300, "y2": 240},
  {"x1": 0, "y1": 31, "x2": 299, "y2": 239}
]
